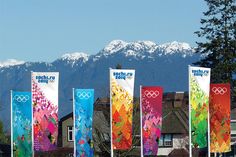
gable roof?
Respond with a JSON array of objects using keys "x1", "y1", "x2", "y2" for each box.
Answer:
[
  {"x1": 162, "y1": 108, "x2": 188, "y2": 134},
  {"x1": 161, "y1": 92, "x2": 189, "y2": 134},
  {"x1": 168, "y1": 148, "x2": 189, "y2": 157},
  {"x1": 60, "y1": 112, "x2": 73, "y2": 123}
]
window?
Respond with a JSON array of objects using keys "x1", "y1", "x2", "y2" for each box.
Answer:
[
  {"x1": 159, "y1": 135, "x2": 164, "y2": 146},
  {"x1": 164, "y1": 134, "x2": 172, "y2": 146},
  {"x1": 231, "y1": 121, "x2": 236, "y2": 130},
  {"x1": 133, "y1": 135, "x2": 141, "y2": 147},
  {"x1": 159, "y1": 134, "x2": 173, "y2": 147},
  {"x1": 231, "y1": 121, "x2": 236, "y2": 137},
  {"x1": 231, "y1": 124, "x2": 236, "y2": 143},
  {"x1": 104, "y1": 133, "x2": 110, "y2": 141},
  {"x1": 67, "y1": 126, "x2": 74, "y2": 142}
]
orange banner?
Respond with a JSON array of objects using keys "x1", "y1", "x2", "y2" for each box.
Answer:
[
  {"x1": 110, "y1": 69, "x2": 135, "y2": 150},
  {"x1": 210, "y1": 83, "x2": 231, "y2": 153}
]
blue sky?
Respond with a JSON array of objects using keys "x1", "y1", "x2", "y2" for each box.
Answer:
[{"x1": 0, "y1": 0, "x2": 206, "y2": 62}]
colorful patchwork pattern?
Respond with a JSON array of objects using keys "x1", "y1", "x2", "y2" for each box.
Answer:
[
  {"x1": 189, "y1": 66, "x2": 210, "y2": 153},
  {"x1": 210, "y1": 84, "x2": 231, "y2": 152},
  {"x1": 74, "y1": 89, "x2": 94, "y2": 157},
  {"x1": 110, "y1": 69, "x2": 135, "y2": 150},
  {"x1": 141, "y1": 87, "x2": 163, "y2": 155},
  {"x1": 12, "y1": 91, "x2": 32, "y2": 157},
  {"x1": 190, "y1": 76, "x2": 209, "y2": 148},
  {"x1": 32, "y1": 75, "x2": 58, "y2": 151}
]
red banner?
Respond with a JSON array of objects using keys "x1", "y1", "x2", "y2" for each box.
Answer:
[
  {"x1": 141, "y1": 86, "x2": 163, "y2": 155},
  {"x1": 210, "y1": 83, "x2": 231, "y2": 152}
]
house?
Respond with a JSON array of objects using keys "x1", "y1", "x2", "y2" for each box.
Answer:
[
  {"x1": 231, "y1": 108, "x2": 236, "y2": 144},
  {"x1": 58, "y1": 112, "x2": 74, "y2": 148},
  {"x1": 59, "y1": 92, "x2": 190, "y2": 156},
  {"x1": 158, "y1": 92, "x2": 189, "y2": 156},
  {"x1": 59, "y1": 91, "x2": 236, "y2": 156}
]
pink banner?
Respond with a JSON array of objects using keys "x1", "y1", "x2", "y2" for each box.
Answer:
[{"x1": 141, "y1": 86, "x2": 163, "y2": 155}]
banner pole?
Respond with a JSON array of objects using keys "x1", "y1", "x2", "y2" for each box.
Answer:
[
  {"x1": 73, "y1": 88, "x2": 76, "y2": 157},
  {"x1": 188, "y1": 65, "x2": 192, "y2": 157},
  {"x1": 31, "y1": 71, "x2": 34, "y2": 157},
  {"x1": 208, "y1": 69, "x2": 211, "y2": 157},
  {"x1": 140, "y1": 86, "x2": 143, "y2": 157},
  {"x1": 109, "y1": 68, "x2": 113, "y2": 157},
  {"x1": 10, "y1": 90, "x2": 13, "y2": 157}
]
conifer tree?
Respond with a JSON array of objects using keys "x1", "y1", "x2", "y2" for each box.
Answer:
[{"x1": 195, "y1": 0, "x2": 236, "y2": 99}]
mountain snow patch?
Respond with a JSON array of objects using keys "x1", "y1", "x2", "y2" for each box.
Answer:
[{"x1": 0, "y1": 59, "x2": 25, "y2": 68}]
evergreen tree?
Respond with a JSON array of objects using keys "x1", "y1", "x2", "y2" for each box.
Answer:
[
  {"x1": 0, "y1": 120, "x2": 9, "y2": 144},
  {"x1": 194, "y1": 0, "x2": 236, "y2": 99}
]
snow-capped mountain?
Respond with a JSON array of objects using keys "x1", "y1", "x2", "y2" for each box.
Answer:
[
  {"x1": 60, "y1": 52, "x2": 89, "y2": 63},
  {"x1": 0, "y1": 59, "x2": 25, "y2": 68},
  {"x1": 102, "y1": 40, "x2": 157, "y2": 54},
  {"x1": 0, "y1": 40, "x2": 200, "y2": 129},
  {"x1": 55, "y1": 52, "x2": 90, "y2": 67},
  {"x1": 158, "y1": 41, "x2": 193, "y2": 56},
  {"x1": 94, "y1": 40, "x2": 194, "y2": 60}
]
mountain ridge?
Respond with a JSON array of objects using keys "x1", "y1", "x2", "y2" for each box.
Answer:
[
  {"x1": 0, "y1": 40, "x2": 200, "y2": 130},
  {"x1": 0, "y1": 40, "x2": 195, "y2": 68}
]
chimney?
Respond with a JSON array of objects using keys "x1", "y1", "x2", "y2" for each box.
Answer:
[{"x1": 174, "y1": 92, "x2": 184, "y2": 108}]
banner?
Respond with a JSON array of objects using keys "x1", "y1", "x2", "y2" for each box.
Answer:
[
  {"x1": 110, "y1": 69, "x2": 135, "y2": 150},
  {"x1": 11, "y1": 91, "x2": 32, "y2": 157},
  {"x1": 189, "y1": 66, "x2": 210, "y2": 156},
  {"x1": 32, "y1": 72, "x2": 59, "y2": 151},
  {"x1": 140, "y1": 86, "x2": 163, "y2": 156},
  {"x1": 210, "y1": 84, "x2": 231, "y2": 153},
  {"x1": 73, "y1": 89, "x2": 94, "y2": 157}
]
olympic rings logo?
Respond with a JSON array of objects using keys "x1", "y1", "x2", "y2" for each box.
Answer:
[
  {"x1": 212, "y1": 87, "x2": 227, "y2": 95},
  {"x1": 144, "y1": 90, "x2": 159, "y2": 98},
  {"x1": 77, "y1": 91, "x2": 92, "y2": 99},
  {"x1": 14, "y1": 95, "x2": 30, "y2": 102}
]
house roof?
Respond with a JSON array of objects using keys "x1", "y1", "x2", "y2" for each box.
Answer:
[
  {"x1": 162, "y1": 92, "x2": 189, "y2": 134},
  {"x1": 60, "y1": 92, "x2": 189, "y2": 135},
  {"x1": 168, "y1": 148, "x2": 189, "y2": 157},
  {"x1": 60, "y1": 112, "x2": 73, "y2": 122},
  {"x1": 162, "y1": 108, "x2": 188, "y2": 134},
  {"x1": 94, "y1": 98, "x2": 110, "y2": 111}
]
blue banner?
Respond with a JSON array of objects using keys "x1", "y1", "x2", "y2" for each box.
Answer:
[
  {"x1": 73, "y1": 89, "x2": 94, "y2": 157},
  {"x1": 11, "y1": 91, "x2": 32, "y2": 157}
]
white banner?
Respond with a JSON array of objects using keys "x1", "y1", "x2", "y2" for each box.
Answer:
[
  {"x1": 189, "y1": 66, "x2": 211, "y2": 157},
  {"x1": 32, "y1": 72, "x2": 59, "y2": 152}
]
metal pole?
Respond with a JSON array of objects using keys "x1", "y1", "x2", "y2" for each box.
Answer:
[
  {"x1": 31, "y1": 71, "x2": 34, "y2": 157},
  {"x1": 188, "y1": 65, "x2": 192, "y2": 157},
  {"x1": 140, "y1": 86, "x2": 143, "y2": 157},
  {"x1": 73, "y1": 88, "x2": 76, "y2": 157},
  {"x1": 11, "y1": 90, "x2": 13, "y2": 157},
  {"x1": 109, "y1": 68, "x2": 113, "y2": 157},
  {"x1": 208, "y1": 69, "x2": 211, "y2": 157}
]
